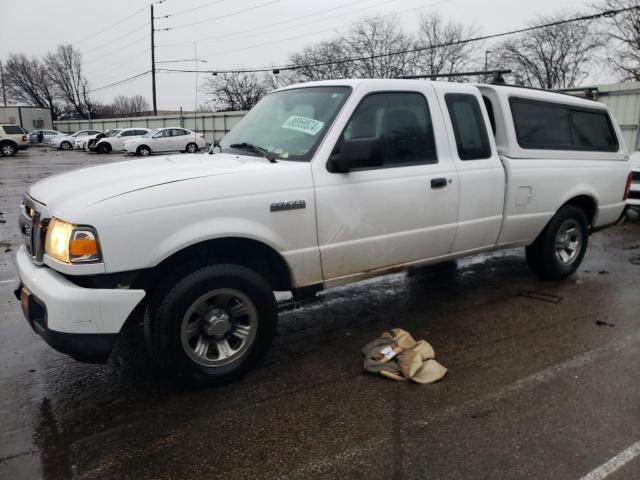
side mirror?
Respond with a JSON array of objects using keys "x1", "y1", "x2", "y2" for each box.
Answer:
[{"x1": 329, "y1": 137, "x2": 383, "y2": 172}]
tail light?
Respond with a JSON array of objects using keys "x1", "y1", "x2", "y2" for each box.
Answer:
[
  {"x1": 22, "y1": 135, "x2": 27, "y2": 141},
  {"x1": 623, "y1": 172, "x2": 633, "y2": 201}
]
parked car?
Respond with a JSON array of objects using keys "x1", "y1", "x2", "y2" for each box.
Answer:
[
  {"x1": 0, "y1": 124, "x2": 29, "y2": 156},
  {"x1": 49, "y1": 130, "x2": 102, "y2": 150},
  {"x1": 28, "y1": 129, "x2": 63, "y2": 145},
  {"x1": 628, "y1": 151, "x2": 640, "y2": 211},
  {"x1": 14, "y1": 79, "x2": 632, "y2": 386},
  {"x1": 94, "y1": 128, "x2": 151, "y2": 154},
  {"x1": 74, "y1": 129, "x2": 122, "y2": 151},
  {"x1": 123, "y1": 127, "x2": 206, "y2": 155}
]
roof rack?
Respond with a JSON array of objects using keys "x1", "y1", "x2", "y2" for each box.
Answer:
[
  {"x1": 490, "y1": 82, "x2": 599, "y2": 101},
  {"x1": 398, "y1": 69, "x2": 511, "y2": 83}
]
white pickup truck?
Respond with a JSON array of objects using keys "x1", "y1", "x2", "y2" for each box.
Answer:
[{"x1": 15, "y1": 79, "x2": 632, "y2": 386}]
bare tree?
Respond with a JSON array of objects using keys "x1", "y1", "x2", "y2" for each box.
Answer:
[
  {"x1": 201, "y1": 72, "x2": 269, "y2": 111},
  {"x1": 45, "y1": 45, "x2": 91, "y2": 118},
  {"x1": 413, "y1": 12, "x2": 482, "y2": 80},
  {"x1": 289, "y1": 39, "x2": 355, "y2": 81},
  {"x1": 111, "y1": 94, "x2": 150, "y2": 116},
  {"x1": 593, "y1": 0, "x2": 640, "y2": 80},
  {"x1": 496, "y1": 12, "x2": 604, "y2": 89},
  {"x1": 340, "y1": 16, "x2": 414, "y2": 78},
  {"x1": 3, "y1": 54, "x2": 61, "y2": 119}
]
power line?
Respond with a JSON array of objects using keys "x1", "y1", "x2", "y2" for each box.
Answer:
[
  {"x1": 196, "y1": 0, "x2": 451, "y2": 59},
  {"x1": 83, "y1": 34, "x2": 151, "y2": 65},
  {"x1": 156, "y1": 0, "x2": 280, "y2": 31},
  {"x1": 86, "y1": 47, "x2": 150, "y2": 77},
  {"x1": 87, "y1": 71, "x2": 151, "y2": 94},
  {"x1": 74, "y1": 6, "x2": 147, "y2": 44},
  {"x1": 157, "y1": 0, "x2": 374, "y2": 47},
  {"x1": 159, "y1": 0, "x2": 227, "y2": 18},
  {"x1": 81, "y1": 22, "x2": 150, "y2": 56},
  {"x1": 157, "y1": 6, "x2": 639, "y2": 75}
]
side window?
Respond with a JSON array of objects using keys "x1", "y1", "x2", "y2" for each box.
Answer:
[
  {"x1": 570, "y1": 109, "x2": 618, "y2": 151},
  {"x1": 339, "y1": 92, "x2": 437, "y2": 168},
  {"x1": 445, "y1": 93, "x2": 491, "y2": 160},
  {"x1": 2, "y1": 125, "x2": 23, "y2": 134},
  {"x1": 173, "y1": 129, "x2": 188, "y2": 136},
  {"x1": 510, "y1": 97, "x2": 618, "y2": 152},
  {"x1": 510, "y1": 98, "x2": 572, "y2": 149}
]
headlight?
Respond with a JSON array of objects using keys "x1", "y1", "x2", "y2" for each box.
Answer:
[{"x1": 45, "y1": 218, "x2": 102, "y2": 264}]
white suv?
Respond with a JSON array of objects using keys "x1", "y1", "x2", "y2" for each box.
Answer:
[{"x1": 0, "y1": 124, "x2": 29, "y2": 156}]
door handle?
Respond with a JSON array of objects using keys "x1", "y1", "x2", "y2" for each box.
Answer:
[{"x1": 430, "y1": 177, "x2": 448, "y2": 189}]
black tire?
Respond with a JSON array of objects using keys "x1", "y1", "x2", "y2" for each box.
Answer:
[
  {"x1": 137, "y1": 145, "x2": 151, "y2": 156},
  {"x1": 186, "y1": 142, "x2": 199, "y2": 154},
  {"x1": 1, "y1": 142, "x2": 17, "y2": 156},
  {"x1": 97, "y1": 143, "x2": 111, "y2": 154},
  {"x1": 144, "y1": 263, "x2": 277, "y2": 387},
  {"x1": 525, "y1": 204, "x2": 589, "y2": 280},
  {"x1": 60, "y1": 141, "x2": 72, "y2": 150}
]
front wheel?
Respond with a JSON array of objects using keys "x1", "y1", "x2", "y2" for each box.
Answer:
[
  {"x1": 144, "y1": 264, "x2": 277, "y2": 387},
  {"x1": 60, "y1": 141, "x2": 72, "y2": 150},
  {"x1": 526, "y1": 204, "x2": 589, "y2": 280},
  {"x1": 97, "y1": 143, "x2": 111, "y2": 154},
  {"x1": 186, "y1": 142, "x2": 199, "y2": 153}
]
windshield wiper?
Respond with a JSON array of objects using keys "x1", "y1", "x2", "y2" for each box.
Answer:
[{"x1": 229, "y1": 142, "x2": 277, "y2": 163}]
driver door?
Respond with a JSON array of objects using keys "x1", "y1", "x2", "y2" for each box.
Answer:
[
  {"x1": 311, "y1": 84, "x2": 459, "y2": 284},
  {"x1": 152, "y1": 129, "x2": 173, "y2": 151}
]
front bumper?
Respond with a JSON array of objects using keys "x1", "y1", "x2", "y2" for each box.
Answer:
[{"x1": 15, "y1": 246, "x2": 146, "y2": 362}]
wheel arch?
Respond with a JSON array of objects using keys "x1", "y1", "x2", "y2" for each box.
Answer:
[{"x1": 136, "y1": 236, "x2": 294, "y2": 293}]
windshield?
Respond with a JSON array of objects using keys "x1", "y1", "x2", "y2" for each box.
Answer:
[
  {"x1": 220, "y1": 86, "x2": 351, "y2": 161},
  {"x1": 143, "y1": 129, "x2": 159, "y2": 138}
]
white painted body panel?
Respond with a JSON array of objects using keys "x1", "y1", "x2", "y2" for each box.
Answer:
[{"x1": 17, "y1": 79, "x2": 631, "y2": 336}]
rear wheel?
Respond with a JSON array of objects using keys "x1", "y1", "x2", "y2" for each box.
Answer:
[
  {"x1": 137, "y1": 145, "x2": 151, "y2": 156},
  {"x1": 144, "y1": 263, "x2": 277, "y2": 387},
  {"x1": 1, "y1": 142, "x2": 17, "y2": 156},
  {"x1": 60, "y1": 141, "x2": 72, "y2": 150},
  {"x1": 186, "y1": 142, "x2": 199, "y2": 153},
  {"x1": 526, "y1": 204, "x2": 589, "y2": 280}
]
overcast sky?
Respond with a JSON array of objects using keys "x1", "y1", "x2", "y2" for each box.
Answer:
[{"x1": 0, "y1": 0, "x2": 599, "y2": 110}]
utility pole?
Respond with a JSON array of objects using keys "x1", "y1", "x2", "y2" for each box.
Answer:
[
  {"x1": 150, "y1": 5, "x2": 157, "y2": 115},
  {"x1": 0, "y1": 61, "x2": 7, "y2": 107}
]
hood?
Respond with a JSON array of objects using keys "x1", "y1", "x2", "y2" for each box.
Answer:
[{"x1": 28, "y1": 153, "x2": 272, "y2": 215}]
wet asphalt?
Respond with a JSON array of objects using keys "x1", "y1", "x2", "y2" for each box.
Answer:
[{"x1": 1, "y1": 148, "x2": 639, "y2": 480}]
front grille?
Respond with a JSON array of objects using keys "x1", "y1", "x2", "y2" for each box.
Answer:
[
  {"x1": 18, "y1": 194, "x2": 48, "y2": 264},
  {"x1": 632, "y1": 171, "x2": 640, "y2": 183}
]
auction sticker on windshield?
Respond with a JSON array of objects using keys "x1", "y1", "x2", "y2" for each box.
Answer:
[{"x1": 282, "y1": 116, "x2": 324, "y2": 136}]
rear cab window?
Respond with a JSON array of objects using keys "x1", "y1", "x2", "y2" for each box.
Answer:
[
  {"x1": 509, "y1": 97, "x2": 619, "y2": 152},
  {"x1": 445, "y1": 93, "x2": 491, "y2": 160}
]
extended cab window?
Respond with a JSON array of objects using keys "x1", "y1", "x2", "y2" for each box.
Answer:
[
  {"x1": 445, "y1": 94, "x2": 491, "y2": 160},
  {"x1": 339, "y1": 91, "x2": 437, "y2": 167},
  {"x1": 510, "y1": 97, "x2": 618, "y2": 152}
]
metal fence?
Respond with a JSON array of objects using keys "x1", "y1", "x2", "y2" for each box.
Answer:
[{"x1": 53, "y1": 111, "x2": 247, "y2": 144}]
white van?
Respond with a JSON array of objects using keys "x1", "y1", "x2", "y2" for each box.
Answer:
[{"x1": 15, "y1": 79, "x2": 632, "y2": 386}]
